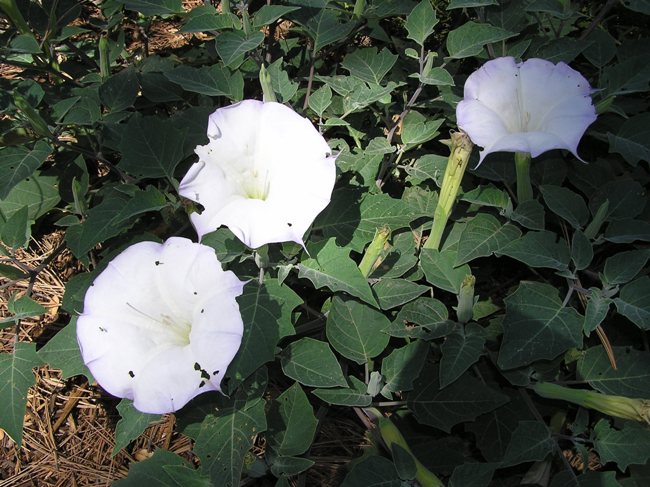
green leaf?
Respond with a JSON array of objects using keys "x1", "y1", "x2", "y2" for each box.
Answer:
[
  {"x1": 603, "y1": 250, "x2": 650, "y2": 287},
  {"x1": 371, "y1": 278, "x2": 428, "y2": 310},
  {"x1": 420, "y1": 248, "x2": 471, "y2": 294},
  {"x1": 409, "y1": 365, "x2": 509, "y2": 432},
  {"x1": 584, "y1": 29, "x2": 617, "y2": 68},
  {"x1": 405, "y1": 0, "x2": 438, "y2": 46},
  {"x1": 385, "y1": 297, "x2": 455, "y2": 340},
  {"x1": 312, "y1": 376, "x2": 372, "y2": 406},
  {"x1": 602, "y1": 54, "x2": 650, "y2": 96},
  {"x1": 113, "y1": 449, "x2": 198, "y2": 487},
  {"x1": 0, "y1": 171, "x2": 60, "y2": 224},
  {"x1": 510, "y1": 199, "x2": 545, "y2": 230},
  {"x1": 216, "y1": 31, "x2": 265, "y2": 68},
  {"x1": 460, "y1": 185, "x2": 511, "y2": 210},
  {"x1": 584, "y1": 289, "x2": 611, "y2": 336},
  {"x1": 449, "y1": 463, "x2": 497, "y2": 487},
  {"x1": 614, "y1": 277, "x2": 650, "y2": 330},
  {"x1": 440, "y1": 323, "x2": 487, "y2": 388},
  {"x1": 0, "y1": 263, "x2": 27, "y2": 280},
  {"x1": 300, "y1": 9, "x2": 355, "y2": 52},
  {"x1": 119, "y1": 0, "x2": 183, "y2": 16},
  {"x1": 341, "y1": 455, "x2": 402, "y2": 487},
  {"x1": 380, "y1": 340, "x2": 429, "y2": 397},
  {"x1": 326, "y1": 296, "x2": 390, "y2": 364},
  {"x1": 446, "y1": 21, "x2": 517, "y2": 59},
  {"x1": 100, "y1": 67, "x2": 139, "y2": 112},
  {"x1": 552, "y1": 471, "x2": 623, "y2": 487},
  {"x1": 571, "y1": 230, "x2": 593, "y2": 271},
  {"x1": 467, "y1": 395, "x2": 534, "y2": 462},
  {"x1": 267, "y1": 382, "x2": 317, "y2": 457},
  {"x1": 0, "y1": 141, "x2": 52, "y2": 199},
  {"x1": 308, "y1": 84, "x2": 332, "y2": 117},
  {"x1": 165, "y1": 65, "x2": 243, "y2": 100},
  {"x1": 65, "y1": 187, "x2": 169, "y2": 258},
  {"x1": 227, "y1": 280, "x2": 301, "y2": 389},
  {"x1": 592, "y1": 420, "x2": 650, "y2": 470},
  {"x1": 401, "y1": 111, "x2": 444, "y2": 146},
  {"x1": 281, "y1": 337, "x2": 346, "y2": 388},
  {"x1": 498, "y1": 282, "x2": 583, "y2": 369},
  {"x1": 604, "y1": 219, "x2": 650, "y2": 244},
  {"x1": 10, "y1": 34, "x2": 42, "y2": 54},
  {"x1": 501, "y1": 421, "x2": 553, "y2": 467},
  {"x1": 0, "y1": 342, "x2": 41, "y2": 445},
  {"x1": 267, "y1": 58, "x2": 299, "y2": 103},
  {"x1": 609, "y1": 113, "x2": 650, "y2": 166},
  {"x1": 63, "y1": 96, "x2": 101, "y2": 125},
  {"x1": 270, "y1": 456, "x2": 315, "y2": 478},
  {"x1": 193, "y1": 384, "x2": 267, "y2": 486},
  {"x1": 578, "y1": 346, "x2": 650, "y2": 399},
  {"x1": 117, "y1": 116, "x2": 187, "y2": 180},
  {"x1": 540, "y1": 185, "x2": 590, "y2": 229},
  {"x1": 621, "y1": 0, "x2": 650, "y2": 14},
  {"x1": 180, "y1": 6, "x2": 235, "y2": 32},
  {"x1": 1, "y1": 294, "x2": 46, "y2": 327},
  {"x1": 298, "y1": 238, "x2": 378, "y2": 306},
  {"x1": 448, "y1": 0, "x2": 498, "y2": 7},
  {"x1": 252, "y1": 5, "x2": 300, "y2": 27},
  {"x1": 589, "y1": 180, "x2": 646, "y2": 222},
  {"x1": 405, "y1": 154, "x2": 447, "y2": 185},
  {"x1": 341, "y1": 47, "x2": 398, "y2": 85},
  {"x1": 38, "y1": 318, "x2": 92, "y2": 380},
  {"x1": 497, "y1": 230, "x2": 570, "y2": 270},
  {"x1": 1, "y1": 205, "x2": 30, "y2": 249},
  {"x1": 456, "y1": 214, "x2": 521, "y2": 266},
  {"x1": 113, "y1": 400, "x2": 160, "y2": 455}
]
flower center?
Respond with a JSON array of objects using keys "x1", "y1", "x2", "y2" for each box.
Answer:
[
  {"x1": 239, "y1": 168, "x2": 270, "y2": 201},
  {"x1": 160, "y1": 314, "x2": 192, "y2": 347}
]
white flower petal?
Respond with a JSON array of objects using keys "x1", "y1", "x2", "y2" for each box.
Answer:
[
  {"x1": 77, "y1": 237, "x2": 245, "y2": 414},
  {"x1": 457, "y1": 56, "x2": 596, "y2": 163},
  {"x1": 179, "y1": 100, "x2": 337, "y2": 247}
]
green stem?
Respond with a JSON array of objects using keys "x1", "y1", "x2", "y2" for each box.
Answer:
[
  {"x1": 99, "y1": 36, "x2": 111, "y2": 79},
  {"x1": 358, "y1": 226, "x2": 390, "y2": 278},
  {"x1": 514, "y1": 151, "x2": 533, "y2": 204},
  {"x1": 0, "y1": 0, "x2": 31, "y2": 35},
  {"x1": 423, "y1": 131, "x2": 473, "y2": 250}
]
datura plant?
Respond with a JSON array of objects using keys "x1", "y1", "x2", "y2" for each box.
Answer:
[
  {"x1": 76, "y1": 238, "x2": 245, "y2": 414},
  {"x1": 179, "y1": 100, "x2": 337, "y2": 248}
]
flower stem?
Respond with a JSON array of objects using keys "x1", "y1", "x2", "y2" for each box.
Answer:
[
  {"x1": 423, "y1": 131, "x2": 473, "y2": 250},
  {"x1": 514, "y1": 151, "x2": 533, "y2": 204},
  {"x1": 358, "y1": 226, "x2": 390, "y2": 278},
  {"x1": 259, "y1": 64, "x2": 276, "y2": 103}
]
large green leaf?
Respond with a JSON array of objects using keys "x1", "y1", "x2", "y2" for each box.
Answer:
[
  {"x1": 113, "y1": 449, "x2": 208, "y2": 487},
  {"x1": 584, "y1": 288, "x2": 611, "y2": 336},
  {"x1": 408, "y1": 365, "x2": 509, "y2": 432},
  {"x1": 589, "y1": 180, "x2": 645, "y2": 222},
  {"x1": 500, "y1": 421, "x2": 554, "y2": 467},
  {"x1": 326, "y1": 296, "x2": 390, "y2": 364},
  {"x1": 226, "y1": 280, "x2": 301, "y2": 390},
  {"x1": 440, "y1": 323, "x2": 487, "y2": 388},
  {"x1": 456, "y1": 214, "x2": 521, "y2": 266},
  {"x1": 180, "y1": 6, "x2": 236, "y2": 32},
  {"x1": 371, "y1": 278, "x2": 428, "y2": 310},
  {"x1": 608, "y1": 113, "x2": 650, "y2": 166},
  {"x1": 117, "y1": 116, "x2": 188, "y2": 180},
  {"x1": 446, "y1": 21, "x2": 516, "y2": 58},
  {"x1": 37, "y1": 318, "x2": 92, "y2": 380},
  {"x1": 420, "y1": 248, "x2": 471, "y2": 294},
  {"x1": 164, "y1": 65, "x2": 244, "y2": 100},
  {"x1": 341, "y1": 47, "x2": 398, "y2": 85},
  {"x1": 614, "y1": 277, "x2": 650, "y2": 330},
  {"x1": 1, "y1": 205, "x2": 30, "y2": 250},
  {"x1": 577, "y1": 346, "x2": 650, "y2": 399},
  {"x1": 113, "y1": 400, "x2": 160, "y2": 455},
  {"x1": 449, "y1": 463, "x2": 497, "y2": 487},
  {"x1": 400, "y1": 111, "x2": 444, "y2": 146},
  {"x1": 603, "y1": 250, "x2": 650, "y2": 287},
  {"x1": 0, "y1": 342, "x2": 41, "y2": 445},
  {"x1": 280, "y1": 337, "x2": 346, "y2": 388},
  {"x1": 266, "y1": 382, "x2": 317, "y2": 457},
  {"x1": 312, "y1": 376, "x2": 372, "y2": 406},
  {"x1": 298, "y1": 238, "x2": 378, "y2": 306},
  {"x1": 384, "y1": 297, "x2": 455, "y2": 340},
  {"x1": 592, "y1": 420, "x2": 650, "y2": 471},
  {"x1": 380, "y1": 340, "x2": 429, "y2": 397},
  {"x1": 604, "y1": 220, "x2": 650, "y2": 244},
  {"x1": 0, "y1": 171, "x2": 60, "y2": 225},
  {"x1": 215, "y1": 31, "x2": 265, "y2": 67},
  {"x1": 341, "y1": 455, "x2": 402, "y2": 487},
  {"x1": 65, "y1": 187, "x2": 168, "y2": 258},
  {"x1": 0, "y1": 141, "x2": 52, "y2": 199},
  {"x1": 404, "y1": 0, "x2": 438, "y2": 46},
  {"x1": 100, "y1": 67, "x2": 139, "y2": 112},
  {"x1": 300, "y1": 9, "x2": 355, "y2": 52},
  {"x1": 497, "y1": 230, "x2": 570, "y2": 270},
  {"x1": 498, "y1": 282, "x2": 583, "y2": 369},
  {"x1": 540, "y1": 185, "x2": 590, "y2": 229}
]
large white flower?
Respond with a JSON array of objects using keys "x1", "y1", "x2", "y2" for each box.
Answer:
[
  {"x1": 456, "y1": 57, "x2": 597, "y2": 164},
  {"x1": 179, "y1": 100, "x2": 337, "y2": 248},
  {"x1": 77, "y1": 237, "x2": 245, "y2": 414}
]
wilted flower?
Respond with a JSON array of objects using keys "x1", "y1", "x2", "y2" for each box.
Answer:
[
  {"x1": 179, "y1": 100, "x2": 337, "y2": 248},
  {"x1": 77, "y1": 237, "x2": 245, "y2": 414},
  {"x1": 456, "y1": 56, "x2": 597, "y2": 164}
]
